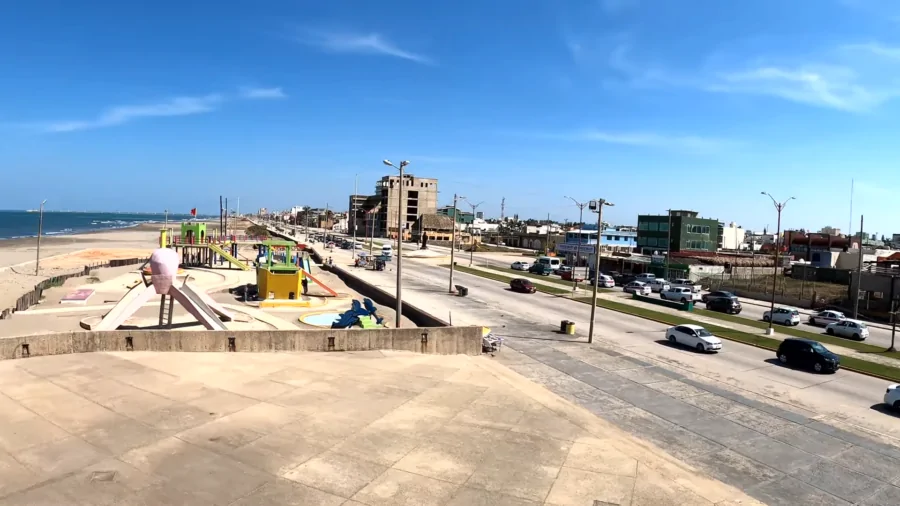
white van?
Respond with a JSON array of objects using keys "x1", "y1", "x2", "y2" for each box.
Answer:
[
  {"x1": 634, "y1": 273, "x2": 657, "y2": 283},
  {"x1": 536, "y1": 256, "x2": 562, "y2": 271},
  {"x1": 381, "y1": 244, "x2": 393, "y2": 257}
]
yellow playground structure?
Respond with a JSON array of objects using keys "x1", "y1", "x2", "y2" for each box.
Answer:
[{"x1": 256, "y1": 240, "x2": 337, "y2": 301}]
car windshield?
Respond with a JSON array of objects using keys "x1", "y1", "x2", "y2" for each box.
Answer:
[
  {"x1": 857, "y1": 322, "x2": 867, "y2": 329},
  {"x1": 697, "y1": 329, "x2": 713, "y2": 337},
  {"x1": 810, "y1": 342, "x2": 830, "y2": 354}
]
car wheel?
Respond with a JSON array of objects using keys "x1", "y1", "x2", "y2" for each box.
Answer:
[
  {"x1": 696, "y1": 343, "x2": 705, "y2": 352},
  {"x1": 894, "y1": 400, "x2": 900, "y2": 411},
  {"x1": 853, "y1": 333, "x2": 861, "y2": 340},
  {"x1": 660, "y1": 294, "x2": 666, "y2": 300},
  {"x1": 763, "y1": 315, "x2": 770, "y2": 322},
  {"x1": 810, "y1": 318, "x2": 816, "y2": 325},
  {"x1": 668, "y1": 335, "x2": 676, "y2": 344},
  {"x1": 826, "y1": 328, "x2": 834, "y2": 335},
  {"x1": 681, "y1": 298, "x2": 688, "y2": 303},
  {"x1": 813, "y1": 362, "x2": 823, "y2": 373},
  {"x1": 778, "y1": 353, "x2": 788, "y2": 364}
]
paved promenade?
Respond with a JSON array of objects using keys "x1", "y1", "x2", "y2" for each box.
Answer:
[{"x1": 0, "y1": 351, "x2": 759, "y2": 505}]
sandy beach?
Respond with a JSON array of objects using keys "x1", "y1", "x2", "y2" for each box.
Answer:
[{"x1": 0, "y1": 220, "x2": 250, "y2": 313}]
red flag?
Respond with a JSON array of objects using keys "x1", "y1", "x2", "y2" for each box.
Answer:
[{"x1": 190, "y1": 208, "x2": 197, "y2": 217}]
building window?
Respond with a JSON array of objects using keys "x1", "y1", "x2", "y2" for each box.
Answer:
[
  {"x1": 615, "y1": 236, "x2": 621, "y2": 241},
  {"x1": 659, "y1": 222, "x2": 669, "y2": 232},
  {"x1": 606, "y1": 235, "x2": 613, "y2": 241},
  {"x1": 647, "y1": 237, "x2": 657, "y2": 247},
  {"x1": 637, "y1": 237, "x2": 645, "y2": 246},
  {"x1": 639, "y1": 222, "x2": 649, "y2": 230},
  {"x1": 648, "y1": 222, "x2": 659, "y2": 231}
]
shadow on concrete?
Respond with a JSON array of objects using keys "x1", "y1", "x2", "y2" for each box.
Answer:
[
  {"x1": 869, "y1": 403, "x2": 900, "y2": 418},
  {"x1": 762, "y1": 357, "x2": 836, "y2": 375},
  {"x1": 654, "y1": 339, "x2": 707, "y2": 354}
]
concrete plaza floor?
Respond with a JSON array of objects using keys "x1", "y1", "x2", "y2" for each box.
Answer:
[{"x1": 0, "y1": 351, "x2": 760, "y2": 505}]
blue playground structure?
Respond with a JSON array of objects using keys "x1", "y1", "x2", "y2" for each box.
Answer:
[{"x1": 331, "y1": 298, "x2": 385, "y2": 329}]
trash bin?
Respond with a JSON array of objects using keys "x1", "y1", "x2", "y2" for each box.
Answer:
[
  {"x1": 455, "y1": 285, "x2": 468, "y2": 297},
  {"x1": 565, "y1": 321, "x2": 576, "y2": 335},
  {"x1": 560, "y1": 320, "x2": 570, "y2": 333}
]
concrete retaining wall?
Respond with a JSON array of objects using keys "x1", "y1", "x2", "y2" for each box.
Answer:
[{"x1": 0, "y1": 326, "x2": 482, "y2": 361}]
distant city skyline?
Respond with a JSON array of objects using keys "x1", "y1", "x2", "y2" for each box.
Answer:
[{"x1": 2, "y1": 1, "x2": 900, "y2": 234}]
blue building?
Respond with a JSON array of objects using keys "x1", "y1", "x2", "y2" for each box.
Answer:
[{"x1": 556, "y1": 227, "x2": 637, "y2": 264}]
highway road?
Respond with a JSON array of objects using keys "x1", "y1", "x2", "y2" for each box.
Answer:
[{"x1": 319, "y1": 241, "x2": 900, "y2": 441}]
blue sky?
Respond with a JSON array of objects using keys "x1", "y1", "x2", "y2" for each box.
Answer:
[{"x1": 3, "y1": 0, "x2": 900, "y2": 236}]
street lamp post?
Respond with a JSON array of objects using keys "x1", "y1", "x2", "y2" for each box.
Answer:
[
  {"x1": 588, "y1": 198, "x2": 614, "y2": 344},
  {"x1": 565, "y1": 197, "x2": 588, "y2": 290},
  {"x1": 462, "y1": 198, "x2": 484, "y2": 266},
  {"x1": 383, "y1": 159, "x2": 410, "y2": 328},
  {"x1": 35, "y1": 200, "x2": 47, "y2": 276},
  {"x1": 664, "y1": 209, "x2": 672, "y2": 280},
  {"x1": 352, "y1": 174, "x2": 358, "y2": 260},
  {"x1": 448, "y1": 193, "x2": 464, "y2": 293},
  {"x1": 761, "y1": 192, "x2": 795, "y2": 336}
]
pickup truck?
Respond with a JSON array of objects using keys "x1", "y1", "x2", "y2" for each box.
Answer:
[{"x1": 660, "y1": 287, "x2": 702, "y2": 303}]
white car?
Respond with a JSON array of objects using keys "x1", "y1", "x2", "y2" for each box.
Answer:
[
  {"x1": 666, "y1": 324, "x2": 722, "y2": 352},
  {"x1": 808, "y1": 310, "x2": 845, "y2": 327},
  {"x1": 646, "y1": 279, "x2": 671, "y2": 293},
  {"x1": 763, "y1": 307, "x2": 801, "y2": 326},
  {"x1": 510, "y1": 261, "x2": 531, "y2": 271},
  {"x1": 885, "y1": 384, "x2": 900, "y2": 410},
  {"x1": 624, "y1": 281, "x2": 651, "y2": 296},
  {"x1": 596, "y1": 274, "x2": 615, "y2": 288},
  {"x1": 826, "y1": 320, "x2": 869, "y2": 340},
  {"x1": 671, "y1": 278, "x2": 702, "y2": 293},
  {"x1": 660, "y1": 287, "x2": 702, "y2": 303}
]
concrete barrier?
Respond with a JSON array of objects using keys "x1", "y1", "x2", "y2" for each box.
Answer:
[{"x1": 0, "y1": 326, "x2": 482, "y2": 361}]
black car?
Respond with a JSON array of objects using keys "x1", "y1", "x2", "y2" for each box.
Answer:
[
  {"x1": 510, "y1": 278, "x2": 536, "y2": 293},
  {"x1": 702, "y1": 290, "x2": 735, "y2": 303},
  {"x1": 776, "y1": 338, "x2": 840, "y2": 373},
  {"x1": 528, "y1": 263, "x2": 554, "y2": 276},
  {"x1": 706, "y1": 296, "x2": 742, "y2": 314}
]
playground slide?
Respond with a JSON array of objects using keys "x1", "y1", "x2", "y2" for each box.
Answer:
[
  {"x1": 301, "y1": 269, "x2": 338, "y2": 297},
  {"x1": 168, "y1": 286, "x2": 228, "y2": 330},
  {"x1": 179, "y1": 281, "x2": 233, "y2": 321},
  {"x1": 93, "y1": 282, "x2": 157, "y2": 330},
  {"x1": 208, "y1": 243, "x2": 250, "y2": 271}
]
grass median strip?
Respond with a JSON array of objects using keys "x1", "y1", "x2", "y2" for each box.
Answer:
[
  {"x1": 446, "y1": 265, "x2": 572, "y2": 295},
  {"x1": 692, "y1": 307, "x2": 900, "y2": 360},
  {"x1": 446, "y1": 263, "x2": 900, "y2": 381}
]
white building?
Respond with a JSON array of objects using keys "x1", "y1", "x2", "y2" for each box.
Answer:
[
  {"x1": 720, "y1": 222, "x2": 747, "y2": 251},
  {"x1": 467, "y1": 218, "x2": 499, "y2": 235}
]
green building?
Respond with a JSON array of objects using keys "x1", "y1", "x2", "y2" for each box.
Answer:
[
  {"x1": 437, "y1": 206, "x2": 474, "y2": 225},
  {"x1": 636, "y1": 210, "x2": 720, "y2": 255}
]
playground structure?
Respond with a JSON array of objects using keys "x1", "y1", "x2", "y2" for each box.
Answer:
[
  {"x1": 87, "y1": 248, "x2": 234, "y2": 331},
  {"x1": 256, "y1": 240, "x2": 338, "y2": 302},
  {"x1": 330, "y1": 299, "x2": 385, "y2": 329},
  {"x1": 163, "y1": 227, "x2": 252, "y2": 271}
]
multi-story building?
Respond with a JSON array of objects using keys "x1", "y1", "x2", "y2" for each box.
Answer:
[
  {"x1": 437, "y1": 206, "x2": 474, "y2": 225},
  {"x1": 719, "y1": 222, "x2": 747, "y2": 251},
  {"x1": 373, "y1": 174, "x2": 438, "y2": 239},
  {"x1": 556, "y1": 227, "x2": 637, "y2": 265},
  {"x1": 347, "y1": 195, "x2": 369, "y2": 236},
  {"x1": 636, "y1": 210, "x2": 720, "y2": 255}
]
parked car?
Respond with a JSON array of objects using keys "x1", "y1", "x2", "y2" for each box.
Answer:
[
  {"x1": 634, "y1": 273, "x2": 657, "y2": 283},
  {"x1": 706, "y1": 296, "x2": 742, "y2": 314},
  {"x1": 776, "y1": 338, "x2": 840, "y2": 373},
  {"x1": 646, "y1": 279, "x2": 671, "y2": 293},
  {"x1": 560, "y1": 269, "x2": 584, "y2": 282},
  {"x1": 595, "y1": 274, "x2": 615, "y2": 288},
  {"x1": 665, "y1": 325, "x2": 722, "y2": 352},
  {"x1": 671, "y1": 278, "x2": 702, "y2": 293},
  {"x1": 808, "y1": 310, "x2": 845, "y2": 327},
  {"x1": 557, "y1": 265, "x2": 573, "y2": 274},
  {"x1": 660, "y1": 287, "x2": 702, "y2": 303},
  {"x1": 702, "y1": 290, "x2": 735, "y2": 303},
  {"x1": 613, "y1": 274, "x2": 635, "y2": 286},
  {"x1": 825, "y1": 320, "x2": 869, "y2": 340},
  {"x1": 885, "y1": 384, "x2": 900, "y2": 411},
  {"x1": 528, "y1": 263, "x2": 554, "y2": 276},
  {"x1": 510, "y1": 261, "x2": 531, "y2": 271},
  {"x1": 763, "y1": 307, "x2": 801, "y2": 326},
  {"x1": 510, "y1": 278, "x2": 537, "y2": 293},
  {"x1": 624, "y1": 281, "x2": 651, "y2": 296}
]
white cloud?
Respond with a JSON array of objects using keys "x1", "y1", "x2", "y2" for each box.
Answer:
[
  {"x1": 299, "y1": 30, "x2": 433, "y2": 65},
  {"x1": 841, "y1": 42, "x2": 900, "y2": 60},
  {"x1": 38, "y1": 87, "x2": 284, "y2": 133},
  {"x1": 240, "y1": 87, "x2": 287, "y2": 99},
  {"x1": 533, "y1": 128, "x2": 736, "y2": 154}
]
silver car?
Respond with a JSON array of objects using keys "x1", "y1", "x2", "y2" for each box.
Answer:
[
  {"x1": 826, "y1": 320, "x2": 869, "y2": 340},
  {"x1": 624, "y1": 281, "x2": 651, "y2": 296}
]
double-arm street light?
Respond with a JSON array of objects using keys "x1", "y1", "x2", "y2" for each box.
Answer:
[
  {"x1": 761, "y1": 192, "x2": 795, "y2": 336},
  {"x1": 461, "y1": 198, "x2": 484, "y2": 266},
  {"x1": 588, "y1": 198, "x2": 614, "y2": 344},
  {"x1": 448, "y1": 193, "x2": 465, "y2": 293},
  {"x1": 383, "y1": 159, "x2": 410, "y2": 328},
  {"x1": 564, "y1": 196, "x2": 588, "y2": 290}
]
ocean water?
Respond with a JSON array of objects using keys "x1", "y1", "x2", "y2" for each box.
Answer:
[{"x1": 0, "y1": 210, "x2": 202, "y2": 240}]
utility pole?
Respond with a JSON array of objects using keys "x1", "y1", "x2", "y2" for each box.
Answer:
[
  {"x1": 462, "y1": 198, "x2": 484, "y2": 266},
  {"x1": 565, "y1": 196, "x2": 588, "y2": 289},
  {"x1": 35, "y1": 199, "x2": 47, "y2": 276},
  {"x1": 762, "y1": 192, "x2": 795, "y2": 335},
  {"x1": 890, "y1": 297, "x2": 897, "y2": 352},
  {"x1": 588, "y1": 198, "x2": 614, "y2": 343},
  {"x1": 545, "y1": 213, "x2": 552, "y2": 255},
  {"x1": 448, "y1": 193, "x2": 463, "y2": 293},
  {"x1": 853, "y1": 214, "x2": 864, "y2": 319},
  {"x1": 352, "y1": 174, "x2": 358, "y2": 260},
  {"x1": 383, "y1": 159, "x2": 410, "y2": 328},
  {"x1": 664, "y1": 209, "x2": 672, "y2": 280},
  {"x1": 224, "y1": 198, "x2": 229, "y2": 238},
  {"x1": 219, "y1": 196, "x2": 223, "y2": 238}
]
